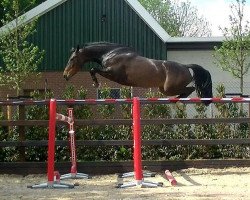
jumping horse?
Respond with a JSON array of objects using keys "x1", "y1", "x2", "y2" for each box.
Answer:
[{"x1": 63, "y1": 42, "x2": 213, "y2": 104}]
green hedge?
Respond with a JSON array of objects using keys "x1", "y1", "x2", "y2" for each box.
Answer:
[{"x1": 0, "y1": 84, "x2": 249, "y2": 162}]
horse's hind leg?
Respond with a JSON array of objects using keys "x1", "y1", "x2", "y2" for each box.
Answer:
[
  {"x1": 176, "y1": 87, "x2": 195, "y2": 98},
  {"x1": 159, "y1": 86, "x2": 195, "y2": 98},
  {"x1": 90, "y1": 68, "x2": 100, "y2": 87}
]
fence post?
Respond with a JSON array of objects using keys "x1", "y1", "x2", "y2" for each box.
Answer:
[
  {"x1": 18, "y1": 104, "x2": 26, "y2": 161},
  {"x1": 28, "y1": 99, "x2": 75, "y2": 188},
  {"x1": 47, "y1": 99, "x2": 57, "y2": 185},
  {"x1": 117, "y1": 97, "x2": 162, "y2": 188},
  {"x1": 7, "y1": 94, "x2": 12, "y2": 134},
  {"x1": 133, "y1": 97, "x2": 143, "y2": 183},
  {"x1": 249, "y1": 103, "x2": 250, "y2": 138}
]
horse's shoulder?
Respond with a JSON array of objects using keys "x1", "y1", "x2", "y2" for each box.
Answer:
[
  {"x1": 106, "y1": 47, "x2": 137, "y2": 58},
  {"x1": 102, "y1": 51, "x2": 117, "y2": 65}
]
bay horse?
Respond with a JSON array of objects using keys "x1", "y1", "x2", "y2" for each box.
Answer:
[{"x1": 63, "y1": 42, "x2": 213, "y2": 104}]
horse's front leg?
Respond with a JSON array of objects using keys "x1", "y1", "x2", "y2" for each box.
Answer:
[{"x1": 90, "y1": 68, "x2": 100, "y2": 87}]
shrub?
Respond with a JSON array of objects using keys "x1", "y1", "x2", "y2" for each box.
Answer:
[{"x1": 1, "y1": 84, "x2": 249, "y2": 162}]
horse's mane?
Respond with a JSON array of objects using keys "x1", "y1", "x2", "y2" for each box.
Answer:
[
  {"x1": 83, "y1": 41, "x2": 122, "y2": 47},
  {"x1": 82, "y1": 41, "x2": 136, "y2": 53}
]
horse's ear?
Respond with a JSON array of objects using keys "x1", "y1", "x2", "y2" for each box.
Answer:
[
  {"x1": 71, "y1": 47, "x2": 75, "y2": 53},
  {"x1": 76, "y1": 45, "x2": 80, "y2": 52}
]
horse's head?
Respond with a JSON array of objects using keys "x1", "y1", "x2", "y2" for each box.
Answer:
[{"x1": 63, "y1": 45, "x2": 86, "y2": 80}]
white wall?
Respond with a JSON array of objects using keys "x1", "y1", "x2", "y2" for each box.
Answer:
[{"x1": 167, "y1": 50, "x2": 250, "y2": 96}]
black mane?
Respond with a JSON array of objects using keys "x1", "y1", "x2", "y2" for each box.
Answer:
[
  {"x1": 84, "y1": 41, "x2": 121, "y2": 47},
  {"x1": 82, "y1": 42, "x2": 136, "y2": 54},
  {"x1": 83, "y1": 41, "x2": 124, "y2": 48},
  {"x1": 76, "y1": 42, "x2": 138, "y2": 64}
]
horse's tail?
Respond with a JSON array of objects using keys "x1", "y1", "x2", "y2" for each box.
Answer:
[{"x1": 188, "y1": 64, "x2": 213, "y2": 104}]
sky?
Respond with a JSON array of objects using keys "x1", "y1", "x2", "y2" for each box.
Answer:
[{"x1": 182, "y1": 0, "x2": 250, "y2": 36}]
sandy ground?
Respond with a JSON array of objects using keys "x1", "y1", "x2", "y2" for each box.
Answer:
[{"x1": 0, "y1": 167, "x2": 249, "y2": 200}]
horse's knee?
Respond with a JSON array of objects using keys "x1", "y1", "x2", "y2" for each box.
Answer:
[
  {"x1": 90, "y1": 68, "x2": 96, "y2": 76},
  {"x1": 89, "y1": 68, "x2": 100, "y2": 87}
]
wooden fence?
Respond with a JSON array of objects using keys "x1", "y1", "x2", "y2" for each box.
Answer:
[{"x1": 0, "y1": 100, "x2": 250, "y2": 174}]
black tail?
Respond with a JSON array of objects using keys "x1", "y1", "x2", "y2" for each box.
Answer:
[{"x1": 188, "y1": 64, "x2": 213, "y2": 105}]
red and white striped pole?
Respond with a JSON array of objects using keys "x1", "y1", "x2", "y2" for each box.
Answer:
[
  {"x1": 133, "y1": 97, "x2": 143, "y2": 184},
  {"x1": 60, "y1": 107, "x2": 90, "y2": 180},
  {"x1": 47, "y1": 99, "x2": 57, "y2": 186},
  {"x1": 56, "y1": 113, "x2": 73, "y2": 124},
  {"x1": 68, "y1": 108, "x2": 77, "y2": 175},
  {"x1": 165, "y1": 170, "x2": 177, "y2": 186}
]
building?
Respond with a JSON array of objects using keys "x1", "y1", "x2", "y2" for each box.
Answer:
[{"x1": 0, "y1": 0, "x2": 249, "y2": 100}]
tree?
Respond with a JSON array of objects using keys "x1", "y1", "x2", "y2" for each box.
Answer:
[
  {"x1": 0, "y1": 0, "x2": 45, "y2": 27},
  {"x1": 0, "y1": 0, "x2": 44, "y2": 96},
  {"x1": 138, "y1": 0, "x2": 212, "y2": 37},
  {"x1": 213, "y1": 0, "x2": 250, "y2": 94}
]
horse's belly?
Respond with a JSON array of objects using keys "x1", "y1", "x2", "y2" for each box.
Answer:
[
  {"x1": 123, "y1": 60, "x2": 166, "y2": 88},
  {"x1": 127, "y1": 73, "x2": 164, "y2": 88}
]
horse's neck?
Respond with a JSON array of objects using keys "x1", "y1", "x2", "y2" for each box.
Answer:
[{"x1": 84, "y1": 45, "x2": 119, "y2": 63}]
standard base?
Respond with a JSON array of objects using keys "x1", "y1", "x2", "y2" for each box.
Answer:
[
  {"x1": 27, "y1": 181, "x2": 75, "y2": 189},
  {"x1": 117, "y1": 171, "x2": 156, "y2": 178},
  {"x1": 116, "y1": 180, "x2": 163, "y2": 188},
  {"x1": 116, "y1": 171, "x2": 163, "y2": 188},
  {"x1": 60, "y1": 172, "x2": 91, "y2": 180}
]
